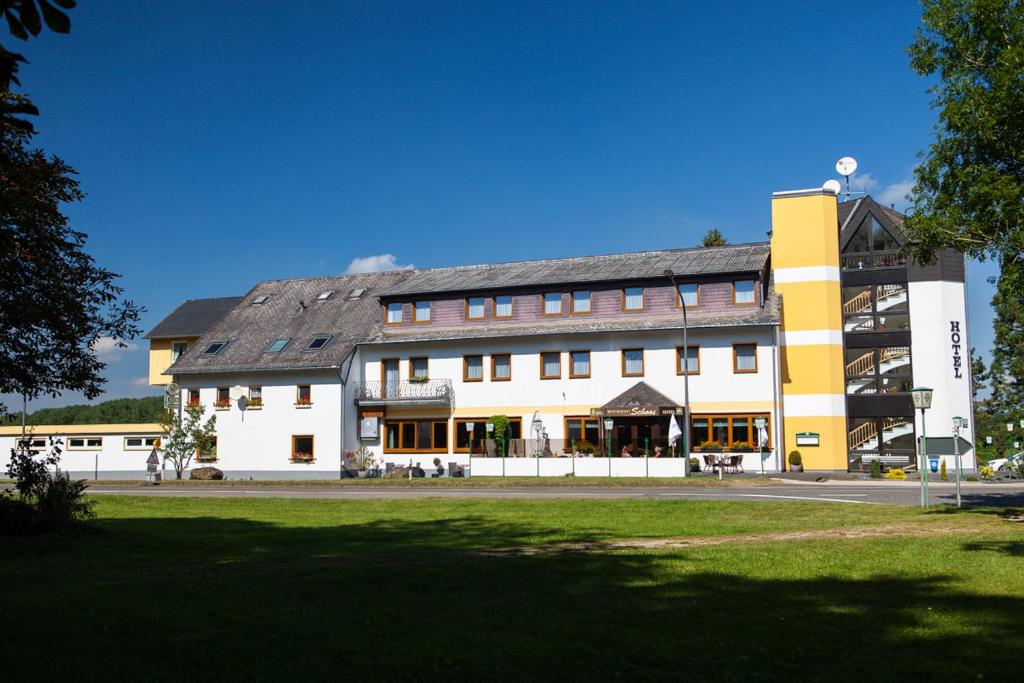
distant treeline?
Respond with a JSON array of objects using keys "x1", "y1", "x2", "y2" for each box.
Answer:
[{"x1": 3, "y1": 397, "x2": 165, "y2": 425}]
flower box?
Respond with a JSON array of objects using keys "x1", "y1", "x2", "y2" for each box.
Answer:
[
  {"x1": 294, "y1": 399, "x2": 312, "y2": 409},
  {"x1": 214, "y1": 400, "x2": 231, "y2": 410},
  {"x1": 291, "y1": 453, "x2": 314, "y2": 463}
]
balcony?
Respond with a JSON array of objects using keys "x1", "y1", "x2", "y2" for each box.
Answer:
[{"x1": 354, "y1": 379, "x2": 455, "y2": 408}]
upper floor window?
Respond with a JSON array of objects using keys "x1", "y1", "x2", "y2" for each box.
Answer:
[
  {"x1": 296, "y1": 384, "x2": 312, "y2": 405},
  {"x1": 463, "y1": 355, "x2": 484, "y2": 381},
  {"x1": 410, "y1": 356, "x2": 429, "y2": 381},
  {"x1": 466, "y1": 297, "x2": 485, "y2": 320},
  {"x1": 494, "y1": 295, "x2": 513, "y2": 319},
  {"x1": 540, "y1": 351, "x2": 561, "y2": 379},
  {"x1": 187, "y1": 388, "x2": 200, "y2": 406},
  {"x1": 492, "y1": 353, "x2": 512, "y2": 381},
  {"x1": 733, "y1": 280, "x2": 756, "y2": 305},
  {"x1": 570, "y1": 350, "x2": 591, "y2": 378},
  {"x1": 677, "y1": 346, "x2": 699, "y2": 375},
  {"x1": 622, "y1": 348, "x2": 644, "y2": 376},
  {"x1": 677, "y1": 284, "x2": 699, "y2": 308},
  {"x1": 414, "y1": 301, "x2": 431, "y2": 323},
  {"x1": 307, "y1": 335, "x2": 331, "y2": 350},
  {"x1": 201, "y1": 341, "x2": 228, "y2": 356},
  {"x1": 543, "y1": 292, "x2": 562, "y2": 316},
  {"x1": 733, "y1": 344, "x2": 758, "y2": 373},
  {"x1": 571, "y1": 290, "x2": 591, "y2": 314},
  {"x1": 386, "y1": 303, "x2": 403, "y2": 324},
  {"x1": 248, "y1": 386, "x2": 262, "y2": 406},
  {"x1": 216, "y1": 387, "x2": 230, "y2": 406},
  {"x1": 622, "y1": 287, "x2": 644, "y2": 312},
  {"x1": 171, "y1": 341, "x2": 189, "y2": 363},
  {"x1": 842, "y1": 214, "x2": 906, "y2": 270}
]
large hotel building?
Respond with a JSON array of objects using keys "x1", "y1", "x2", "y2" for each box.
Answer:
[{"x1": 1, "y1": 190, "x2": 975, "y2": 477}]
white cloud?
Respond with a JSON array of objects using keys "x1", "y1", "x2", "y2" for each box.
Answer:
[
  {"x1": 344, "y1": 253, "x2": 414, "y2": 274},
  {"x1": 879, "y1": 178, "x2": 914, "y2": 211},
  {"x1": 131, "y1": 376, "x2": 151, "y2": 387},
  {"x1": 92, "y1": 336, "x2": 138, "y2": 363},
  {"x1": 852, "y1": 171, "x2": 880, "y2": 192}
]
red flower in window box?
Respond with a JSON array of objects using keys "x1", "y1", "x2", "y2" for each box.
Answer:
[
  {"x1": 291, "y1": 451, "x2": 314, "y2": 463},
  {"x1": 214, "y1": 399, "x2": 231, "y2": 409},
  {"x1": 294, "y1": 398, "x2": 312, "y2": 407},
  {"x1": 187, "y1": 399, "x2": 201, "y2": 408}
]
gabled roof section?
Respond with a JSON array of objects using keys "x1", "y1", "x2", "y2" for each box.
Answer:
[
  {"x1": 144, "y1": 297, "x2": 243, "y2": 339},
  {"x1": 601, "y1": 381, "x2": 678, "y2": 410},
  {"x1": 379, "y1": 243, "x2": 771, "y2": 298},
  {"x1": 839, "y1": 195, "x2": 906, "y2": 252},
  {"x1": 167, "y1": 271, "x2": 412, "y2": 375}
]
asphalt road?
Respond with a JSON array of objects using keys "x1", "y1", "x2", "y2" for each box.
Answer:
[{"x1": 85, "y1": 481, "x2": 1024, "y2": 507}]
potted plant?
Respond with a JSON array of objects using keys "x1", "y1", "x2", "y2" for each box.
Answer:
[
  {"x1": 291, "y1": 451, "x2": 314, "y2": 463},
  {"x1": 410, "y1": 375, "x2": 429, "y2": 384},
  {"x1": 696, "y1": 440, "x2": 724, "y2": 453},
  {"x1": 214, "y1": 398, "x2": 231, "y2": 410},
  {"x1": 295, "y1": 397, "x2": 312, "y2": 407},
  {"x1": 730, "y1": 441, "x2": 755, "y2": 452},
  {"x1": 788, "y1": 450, "x2": 803, "y2": 473},
  {"x1": 689, "y1": 456, "x2": 701, "y2": 472},
  {"x1": 344, "y1": 447, "x2": 375, "y2": 476},
  {"x1": 247, "y1": 397, "x2": 263, "y2": 409}
]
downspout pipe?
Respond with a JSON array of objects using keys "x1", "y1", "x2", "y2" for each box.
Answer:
[{"x1": 337, "y1": 348, "x2": 358, "y2": 480}]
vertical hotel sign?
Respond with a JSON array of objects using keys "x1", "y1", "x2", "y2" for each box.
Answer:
[{"x1": 950, "y1": 321, "x2": 963, "y2": 379}]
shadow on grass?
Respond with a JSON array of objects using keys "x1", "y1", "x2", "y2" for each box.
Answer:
[
  {"x1": 4, "y1": 514, "x2": 1024, "y2": 681},
  {"x1": 962, "y1": 539, "x2": 1024, "y2": 556}
]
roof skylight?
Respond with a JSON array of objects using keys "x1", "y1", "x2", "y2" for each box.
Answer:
[
  {"x1": 349, "y1": 288, "x2": 366, "y2": 299},
  {"x1": 264, "y1": 338, "x2": 290, "y2": 353},
  {"x1": 253, "y1": 295, "x2": 269, "y2": 305},
  {"x1": 317, "y1": 290, "x2": 334, "y2": 301},
  {"x1": 307, "y1": 335, "x2": 332, "y2": 350},
  {"x1": 201, "y1": 341, "x2": 228, "y2": 356}
]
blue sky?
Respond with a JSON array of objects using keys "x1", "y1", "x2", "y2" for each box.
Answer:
[{"x1": 7, "y1": 0, "x2": 998, "y2": 409}]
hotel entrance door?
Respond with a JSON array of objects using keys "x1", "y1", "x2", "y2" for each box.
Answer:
[{"x1": 613, "y1": 417, "x2": 664, "y2": 456}]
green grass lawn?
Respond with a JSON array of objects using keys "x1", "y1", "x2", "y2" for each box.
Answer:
[{"x1": 5, "y1": 496, "x2": 1023, "y2": 681}]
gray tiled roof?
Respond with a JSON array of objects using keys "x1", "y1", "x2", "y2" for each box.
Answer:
[
  {"x1": 167, "y1": 271, "x2": 411, "y2": 375},
  {"x1": 372, "y1": 290, "x2": 781, "y2": 345},
  {"x1": 144, "y1": 297, "x2": 243, "y2": 339},
  {"x1": 602, "y1": 381, "x2": 678, "y2": 409},
  {"x1": 380, "y1": 242, "x2": 771, "y2": 297}
]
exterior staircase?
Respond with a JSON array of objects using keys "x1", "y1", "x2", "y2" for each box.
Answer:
[
  {"x1": 845, "y1": 347, "x2": 911, "y2": 394},
  {"x1": 843, "y1": 285, "x2": 907, "y2": 331},
  {"x1": 848, "y1": 417, "x2": 913, "y2": 451}
]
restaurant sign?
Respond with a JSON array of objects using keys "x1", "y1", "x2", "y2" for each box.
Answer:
[
  {"x1": 795, "y1": 432, "x2": 820, "y2": 447},
  {"x1": 591, "y1": 406, "x2": 679, "y2": 417}
]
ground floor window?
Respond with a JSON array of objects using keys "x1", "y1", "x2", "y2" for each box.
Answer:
[
  {"x1": 455, "y1": 417, "x2": 523, "y2": 454},
  {"x1": 125, "y1": 436, "x2": 160, "y2": 450},
  {"x1": 384, "y1": 419, "x2": 449, "y2": 453},
  {"x1": 196, "y1": 436, "x2": 218, "y2": 462},
  {"x1": 847, "y1": 416, "x2": 915, "y2": 471},
  {"x1": 291, "y1": 435, "x2": 314, "y2": 462},
  {"x1": 68, "y1": 437, "x2": 103, "y2": 450},
  {"x1": 690, "y1": 414, "x2": 769, "y2": 450},
  {"x1": 565, "y1": 416, "x2": 599, "y2": 449}
]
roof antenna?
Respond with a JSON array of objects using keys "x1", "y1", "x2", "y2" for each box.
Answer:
[
  {"x1": 298, "y1": 300, "x2": 307, "y2": 311},
  {"x1": 823, "y1": 157, "x2": 866, "y2": 202}
]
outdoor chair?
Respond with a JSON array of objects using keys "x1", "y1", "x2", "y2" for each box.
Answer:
[
  {"x1": 448, "y1": 462, "x2": 464, "y2": 477},
  {"x1": 725, "y1": 455, "x2": 744, "y2": 473},
  {"x1": 702, "y1": 454, "x2": 718, "y2": 473}
]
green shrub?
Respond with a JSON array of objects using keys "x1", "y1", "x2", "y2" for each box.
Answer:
[
  {"x1": 488, "y1": 415, "x2": 510, "y2": 457},
  {"x1": 788, "y1": 450, "x2": 802, "y2": 466},
  {"x1": 979, "y1": 464, "x2": 995, "y2": 480},
  {"x1": 940, "y1": 459, "x2": 948, "y2": 481},
  {"x1": 689, "y1": 457, "x2": 701, "y2": 472},
  {"x1": 966, "y1": 475, "x2": 979, "y2": 482},
  {"x1": 33, "y1": 471, "x2": 95, "y2": 529},
  {"x1": 870, "y1": 460, "x2": 882, "y2": 479}
]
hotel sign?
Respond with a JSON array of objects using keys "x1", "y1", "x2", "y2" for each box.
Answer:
[
  {"x1": 591, "y1": 406, "x2": 679, "y2": 417},
  {"x1": 950, "y1": 321, "x2": 963, "y2": 379}
]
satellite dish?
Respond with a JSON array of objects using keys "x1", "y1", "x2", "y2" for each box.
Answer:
[
  {"x1": 229, "y1": 385, "x2": 245, "y2": 400},
  {"x1": 237, "y1": 395, "x2": 249, "y2": 411},
  {"x1": 822, "y1": 179, "x2": 842, "y2": 195},
  {"x1": 835, "y1": 156, "x2": 858, "y2": 176}
]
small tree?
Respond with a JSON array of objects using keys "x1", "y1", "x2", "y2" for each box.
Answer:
[
  {"x1": 160, "y1": 404, "x2": 216, "y2": 479},
  {"x1": 488, "y1": 415, "x2": 510, "y2": 457},
  {"x1": 700, "y1": 229, "x2": 728, "y2": 247}
]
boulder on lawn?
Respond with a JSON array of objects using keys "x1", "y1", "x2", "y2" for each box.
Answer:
[{"x1": 190, "y1": 466, "x2": 224, "y2": 481}]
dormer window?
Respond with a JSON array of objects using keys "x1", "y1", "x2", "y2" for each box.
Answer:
[
  {"x1": 542, "y1": 292, "x2": 562, "y2": 316},
  {"x1": 494, "y1": 295, "x2": 513, "y2": 319},
  {"x1": 414, "y1": 301, "x2": 431, "y2": 322},
  {"x1": 677, "y1": 283, "x2": 699, "y2": 308},
  {"x1": 385, "y1": 303, "x2": 403, "y2": 324},
  {"x1": 265, "y1": 338, "x2": 290, "y2": 353},
  {"x1": 571, "y1": 290, "x2": 591, "y2": 314},
  {"x1": 733, "y1": 280, "x2": 756, "y2": 305},
  {"x1": 201, "y1": 341, "x2": 228, "y2": 356},
  {"x1": 317, "y1": 290, "x2": 333, "y2": 301},
  {"x1": 466, "y1": 297, "x2": 485, "y2": 320},
  {"x1": 307, "y1": 335, "x2": 331, "y2": 350},
  {"x1": 622, "y1": 287, "x2": 644, "y2": 312},
  {"x1": 252, "y1": 295, "x2": 269, "y2": 305}
]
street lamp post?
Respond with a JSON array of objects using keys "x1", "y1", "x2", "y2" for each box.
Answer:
[
  {"x1": 911, "y1": 387, "x2": 933, "y2": 510},
  {"x1": 952, "y1": 416, "x2": 964, "y2": 509},
  {"x1": 664, "y1": 270, "x2": 692, "y2": 476}
]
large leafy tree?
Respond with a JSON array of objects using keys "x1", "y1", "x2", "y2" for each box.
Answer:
[
  {"x1": 902, "y1": 0, "x2": 1024, "y2": 265},
  {"x1": 1, "y1": 0, "x2": 143, "y2": 416}
]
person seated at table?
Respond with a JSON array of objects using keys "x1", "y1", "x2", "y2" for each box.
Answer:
[
  {"x1": 653, "y1": 446, "x2": 664, "y2": 458},
  {"x1": 620, "y1": 445, "x2": 634, "y2": 457}
]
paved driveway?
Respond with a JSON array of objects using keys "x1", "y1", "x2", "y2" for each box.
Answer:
[{"x1": 86, "y1": 481, "x2": 1024, "y2": 507}]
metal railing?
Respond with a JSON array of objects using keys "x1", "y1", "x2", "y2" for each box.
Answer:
[
  {"x1": 354, "y1": 379, "x2": 454, "y2": 407},
  {"x1": 841, "y1": 252, "x2": 906, "y2": 270}
]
